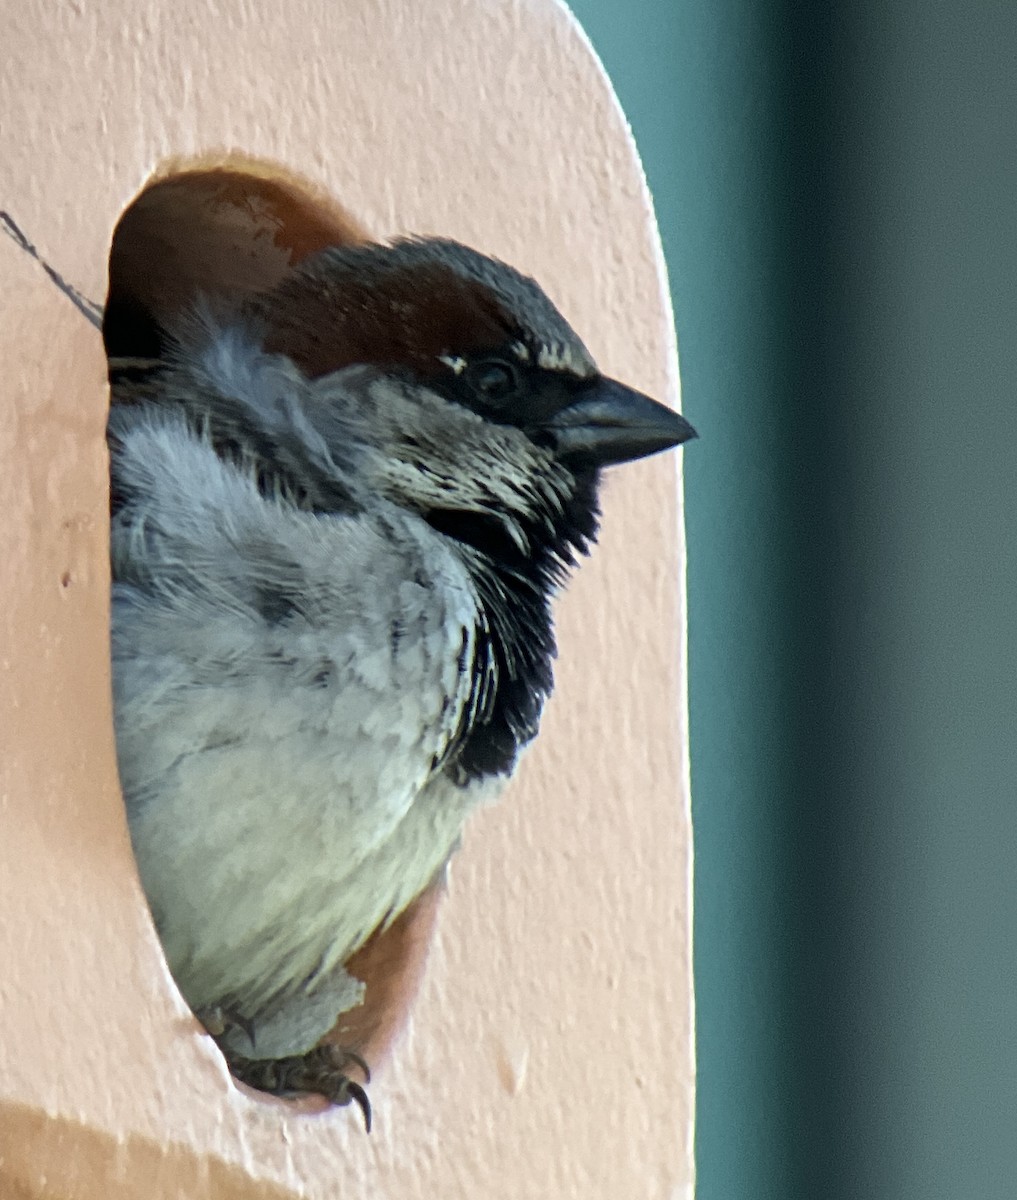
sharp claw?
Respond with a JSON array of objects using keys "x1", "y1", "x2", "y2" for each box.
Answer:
[{"x1": 345, "y1": 1079, "x2": 372, "y2": 1133}]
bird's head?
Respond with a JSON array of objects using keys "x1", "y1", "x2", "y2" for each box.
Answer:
[{"x1": 244, "y1": 237, "x2": 696, "y2": 571}]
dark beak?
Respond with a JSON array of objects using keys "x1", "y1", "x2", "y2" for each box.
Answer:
[{"x1": 545, "y1": 377, "x2": 697, "y2": 467}]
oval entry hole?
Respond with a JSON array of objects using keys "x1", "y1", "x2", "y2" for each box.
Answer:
[{"x1": 105, "y1": 159, "x2": 444, "y2": 1080}]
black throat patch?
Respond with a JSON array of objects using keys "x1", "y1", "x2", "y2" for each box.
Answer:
[{"x1": 425, "y1": 470, "x2": 601, "y2": 784}]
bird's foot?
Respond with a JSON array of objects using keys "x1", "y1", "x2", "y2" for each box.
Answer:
[
  {"x1": 195, "y1": 1003, "x2": 257, "y2": 1047},
  {"x1": 227, "y1": 1045, "x2": 373, "y2": 1131}
]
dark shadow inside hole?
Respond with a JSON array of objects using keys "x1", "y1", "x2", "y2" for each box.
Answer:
[{"x1": 104, "y1": 163, "x2": 370, "y2": 362}]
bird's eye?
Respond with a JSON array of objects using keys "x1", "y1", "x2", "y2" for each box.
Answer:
[{"x1": 468, "y1": 359, "x2": 520, "y2": 403}]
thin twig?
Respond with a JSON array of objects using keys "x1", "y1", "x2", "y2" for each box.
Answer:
[{"x1": 1, "y1": 210, "x2": 104, "y2": 329}]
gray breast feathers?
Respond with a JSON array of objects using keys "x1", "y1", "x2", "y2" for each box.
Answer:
[{"x1": 109, "y1": 404, "x2": 491, "y2": 1018}]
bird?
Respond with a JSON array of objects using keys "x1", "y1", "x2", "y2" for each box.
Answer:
[{"x1": 105, "y1": 235, "x2": 696, "y2": 1130}]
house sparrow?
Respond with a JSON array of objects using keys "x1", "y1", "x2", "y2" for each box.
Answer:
[{"x1": 106, "y1": 236, "x2": 695, "y2": 1129}]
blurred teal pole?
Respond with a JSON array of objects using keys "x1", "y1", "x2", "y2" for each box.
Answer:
[
  {"x1": 565, "y1": 3, "x2": 827, "y2": 1198},
  {"x1": 569, "y1": 3, "x2": 1017, "y2": 1199}
]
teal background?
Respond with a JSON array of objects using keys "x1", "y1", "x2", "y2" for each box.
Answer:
[{"x1": 567, "y1": 2, "x2": 1017, "y2": 1198}]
